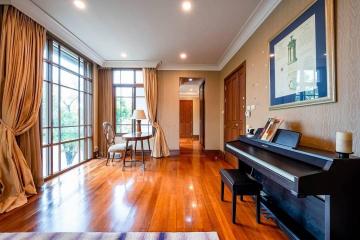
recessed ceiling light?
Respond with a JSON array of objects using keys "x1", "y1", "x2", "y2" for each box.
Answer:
[
  {"x1": 188, "y1": 78, "x2": 193, "y2": 81},
  {"x1": 121, "y1": 52, "x2": 127, "y2": 58},
  {"x1": 180, "y1": 53, "x2": 187, "y2": 60},
  {"x1": 73, "y1": 0, "x2": 86, "y2": 10},
  {"x1": 182, "y1": 1, "x2": 192, "y2": 12}
]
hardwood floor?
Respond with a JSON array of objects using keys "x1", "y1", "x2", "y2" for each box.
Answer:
[{"x1": 0, "y1": 150, "x2": 288, "y2": 240}]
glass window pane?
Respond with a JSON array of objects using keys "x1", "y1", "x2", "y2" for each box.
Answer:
[
  {"x1": 86, "y1": 94, "x2": 92, "y2": 124},
  {"x1": 80, "y1": 78, "x2": 85, "y2": 92},
  {"x1": 60, "y1": 69, "x2": 79, "y2": 89},
  {"x1": 141, "y1": 124, "x2": 151, "y2": 133},
  {"x1": 87, "y1": 138, "x2": 93, "y2": 159},
  {"x1": 116, "y1": 97, "x2": 132, "y2": 125},
  {"x1": 116, "y1": 87, "x2": 132, "y2": 97},
  {"x1": 80, "y1": 92, "x2": 84, "y2": 125},
  {"x1": 80, "y1": 139, "x2": 85, "y2": 161},
  {"x1": 87, "y1": 126, "x2": 92, "y2": 137},
  {"x1": 113, "y1": 70, "x2": 120, "y2": 84},
  {"x1": 60, "y1": 47, "x2": 79, "y2": 73},
  {"x1": 136, "y1": 87, "x2": 144, "y2": 97},
  {"x1": 80, "y1": 126, "x2": 85, "y2": 138},
  {"x1": 42, "y1": 128, "x2": 49, "y2": 145},
  {"x1": 43, "y1": 41, "x2": 48, "y2": 60},
  {"x1": 43, "y1": 62, "x2": 48, "y2": 80},
  {"x1": 61, "y1": 141, "x2": 79, "y2": 170},
  {"x1": 42, "y1": 81, "x2": 49, "y2": 127},
  {"x1": 60, "y1": 87, "x2": 79, "y2": 126},
  {"x1": 52, "y1": 66, "x2": 59, "y2": 84},
  {"x1": 61, "y1": 127, "x2": 79, "y2": 142},
  {"x1": 120, "y1": 125, "x2": 132, "y2": 134},
  {"x1": 86, "y1": 62, "x2": 92, "y2": 78},
  {"x1": 136, "y1": 70, "x2": 143, "y2": 84},
  {"x1": 53, "y1": 42, "x2": 59, "y2": 64},
  {"x1": 80, "y1": 59, "x2": 84, "y2": 76},
  {"x1": 42, "y1": 147, "x2": 49, "y2": 177},
  {"x1": 53, "y1": 128, "x2": 59, "y2": 143},
  {"x1": 53, "y1": 145, "x2": 59, "y2": 173},
  {"x1": 53, "y1": 85, "x2": 59, "y2": 127},
  {"x1": 121, "y1": 70, "x2": 134, "y2": 84}
]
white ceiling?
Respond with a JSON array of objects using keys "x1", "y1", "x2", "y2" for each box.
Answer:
[{"x1": 9, "y1": 0, "x2": 281, "y2": 69}]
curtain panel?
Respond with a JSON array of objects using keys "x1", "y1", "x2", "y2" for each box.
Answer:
[
  {"x1": 0, "y1": 6, "x2": 46, "y2": 213},
  {"x1": 143, "y1": 68, "x2": 170, "y2": 158},
  {"x1": 98, "y1": 68, "x2": 114, "y2": 157}
]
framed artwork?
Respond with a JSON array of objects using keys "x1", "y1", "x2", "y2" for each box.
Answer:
[{"x1": 269, "y1": 0, "x2": 335, "y2": 110}]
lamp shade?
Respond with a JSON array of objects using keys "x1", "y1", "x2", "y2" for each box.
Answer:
[{"x1": 132, "y1": 109, "x2": 146, "y2": 120}]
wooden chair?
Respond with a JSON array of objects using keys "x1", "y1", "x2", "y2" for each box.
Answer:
[{"x1": 102, "y1": 122, "x2": 133, "y2": 166}]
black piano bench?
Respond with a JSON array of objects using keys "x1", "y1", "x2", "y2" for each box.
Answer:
[{"x1": 220, "y1": 169, "x2": 263, "y2": 224}]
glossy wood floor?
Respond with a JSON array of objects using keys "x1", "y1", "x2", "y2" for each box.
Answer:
[{"x1": 0, "y1": 141, "x2": 288, "y2": 240}]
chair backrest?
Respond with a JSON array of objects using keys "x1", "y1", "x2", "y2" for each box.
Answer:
[{"x1": 102, "y1": 122, "x2": 115, "y2": 147}]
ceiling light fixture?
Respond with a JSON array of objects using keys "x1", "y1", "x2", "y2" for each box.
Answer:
[
  {"x1": 180, "y1": 53, "x2": 187, "y2": 60},
  {"x1": 182, "y1": 1, "x2": 192, "y2": 12},
  {"x1": 188, "y1": 78, "x2": 193, "y2": 81},
  {"x1": 121, "y1": 52, "x2": 127, "y2": 58},
  {"x1": 73, "y1": 0, "x2": 86, "y2": 10}
]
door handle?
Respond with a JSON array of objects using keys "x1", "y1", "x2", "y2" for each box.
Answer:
[{"x1": 235, "y1": 123, "x2": 239, "y2": 127}]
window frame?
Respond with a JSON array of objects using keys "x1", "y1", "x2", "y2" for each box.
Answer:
[
  {"x1": 41, "y1": 34, "x2": 94, "y2": 179},
  {"x1": 112, "y1": 69, "x2": 151, "y2": 135}
]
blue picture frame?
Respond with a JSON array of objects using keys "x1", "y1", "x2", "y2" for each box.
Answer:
[{"x1": 269, "y1": 0, "x2": 335, "y2": 109}]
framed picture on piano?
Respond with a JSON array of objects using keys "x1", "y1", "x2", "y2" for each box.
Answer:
[{"x1": 268, "y1": 0, "x2": 335, "y2": 110}]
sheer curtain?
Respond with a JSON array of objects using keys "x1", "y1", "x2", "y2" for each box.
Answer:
[
  {"x1": 143, "y1": 68, "x2": 170, "y2": 158},
  {"x1": 98, "y1": 68, "x2": 114, "y2": 157},
  {"x1": 0, "y1": 6, "x2": 46, "y2": 213}
]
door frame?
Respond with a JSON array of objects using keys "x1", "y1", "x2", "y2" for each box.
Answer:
[{"x1": 223, "y1": 61, "x2": 246, "y2": 149}]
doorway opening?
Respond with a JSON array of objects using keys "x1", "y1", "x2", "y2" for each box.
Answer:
[{"x1": 179, "y1": 77, "x2": 205, "y2": 152}]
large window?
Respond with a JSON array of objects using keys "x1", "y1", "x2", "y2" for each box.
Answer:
[
  {"x1": 113, "y1": 69, "x2": 150, "y2": 134},
  {"x1": 41, "y1": 37, "x2": 93, "y2": 178}
]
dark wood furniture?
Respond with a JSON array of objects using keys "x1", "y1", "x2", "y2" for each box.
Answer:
[
  {"x1": 225, "y1": 135, "x2": 360, "y2": 240},
  {"x1": 122, "y1": 132, "x2": 152, "y2": 170},
  {"x1": 220, "y1": 169, "x2": 262, "y2": 224}
]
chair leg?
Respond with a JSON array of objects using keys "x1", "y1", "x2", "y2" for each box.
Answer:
[
  {"x1": 221, "y1": 180, "x2": 224, "y2": 201},
  {"x1": 106, "y1": 152, "x2": 110, "y2": 166},
  {"x1": 256, "y1": 194, "x2": 261, "y2": 224},
  {"x1": 111, "y1": 152, "x2": 115, "y2": 163},
  {"x1": 240, "y1": 195, "x2": 243, "y2": 201},
  {"x1": 232, "y1": 192, "x2": 237, "y2": 224}
]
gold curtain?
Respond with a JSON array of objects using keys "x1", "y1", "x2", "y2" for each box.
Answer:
[
  {"x1": 0, "y1": 6, "x2": 46, "y2": 213},
  {"x1": 143, "y1": 68, "x2": 170, "y2": 158},
  {"x1": 98, "y1": 68, "x2": 114, "y2": 157}
]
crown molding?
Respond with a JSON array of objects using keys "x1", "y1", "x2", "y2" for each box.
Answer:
[
  {"x1": 5, "y1": 0, "x2": 280, "y2": 71},
  {"x1": 103, "y1": 60, "x2": 159, "y2": 69},
  {"x1": 8, "y1": 0, "x2": 105, "y2": 66},
  {"x1": 158, "y1": 64, "x2": 220, "y2": 71},
  {"x1": 217, "y1": 0, "x2": 281, "y2": 70}
]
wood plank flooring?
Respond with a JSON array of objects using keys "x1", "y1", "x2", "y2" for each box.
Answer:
[{"x1": 0, "y1": 149, "x2": 288, "y2": 240}]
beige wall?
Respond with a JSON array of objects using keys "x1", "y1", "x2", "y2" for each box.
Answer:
[
  {"x1": 158, "y1": 70, "x2": 220, "y2": 150},
  {"x1": 219, "y1": 0, "x2": 360, "y2": 155}
]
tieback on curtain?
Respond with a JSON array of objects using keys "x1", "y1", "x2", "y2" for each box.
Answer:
[{"x1": 0, "y1": 119, "x2": 15, "y2": 135}]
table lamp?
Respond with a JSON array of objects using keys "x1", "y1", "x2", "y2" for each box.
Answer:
[{"x1": 132, "y1": 109, "x2": 147, "y2": 133}]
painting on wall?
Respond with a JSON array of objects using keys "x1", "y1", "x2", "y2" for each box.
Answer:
[{"x1": 269, "y1": 0, "x2": 335, "y2": 110}]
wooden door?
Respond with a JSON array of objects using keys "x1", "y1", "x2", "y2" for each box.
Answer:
[
  {"x1": 224, "y1": 62, "x2": 246, "y2": 165},
  {"x1": 180, "y1": 100, "x2": 193, "y2": 138},
  {"x1": 199, "y1": 82, "x2": 205, "y2": 149}
]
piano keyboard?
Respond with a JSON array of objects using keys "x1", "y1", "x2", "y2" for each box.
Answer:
[{"x1": 226, "y1": 143, "x2": 296, "y2": 182}]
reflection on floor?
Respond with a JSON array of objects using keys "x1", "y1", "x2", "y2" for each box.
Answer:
[
  {"x1": 0, "y1": 152, "x2": 287, "y2": 240},
  {"x1": 180, "y1": 137, "x2": 202, "y2": 152}
]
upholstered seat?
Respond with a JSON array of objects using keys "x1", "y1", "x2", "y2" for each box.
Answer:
[
  {"x1": 108, "y1": 143, "x2": 132, "y2": 153},
  {"x1": 220, "y1": 168, "x2": 262, "y2": 224},
  {"x1": 103, "y1": 122, "x2": 133, "y2": 166}
]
